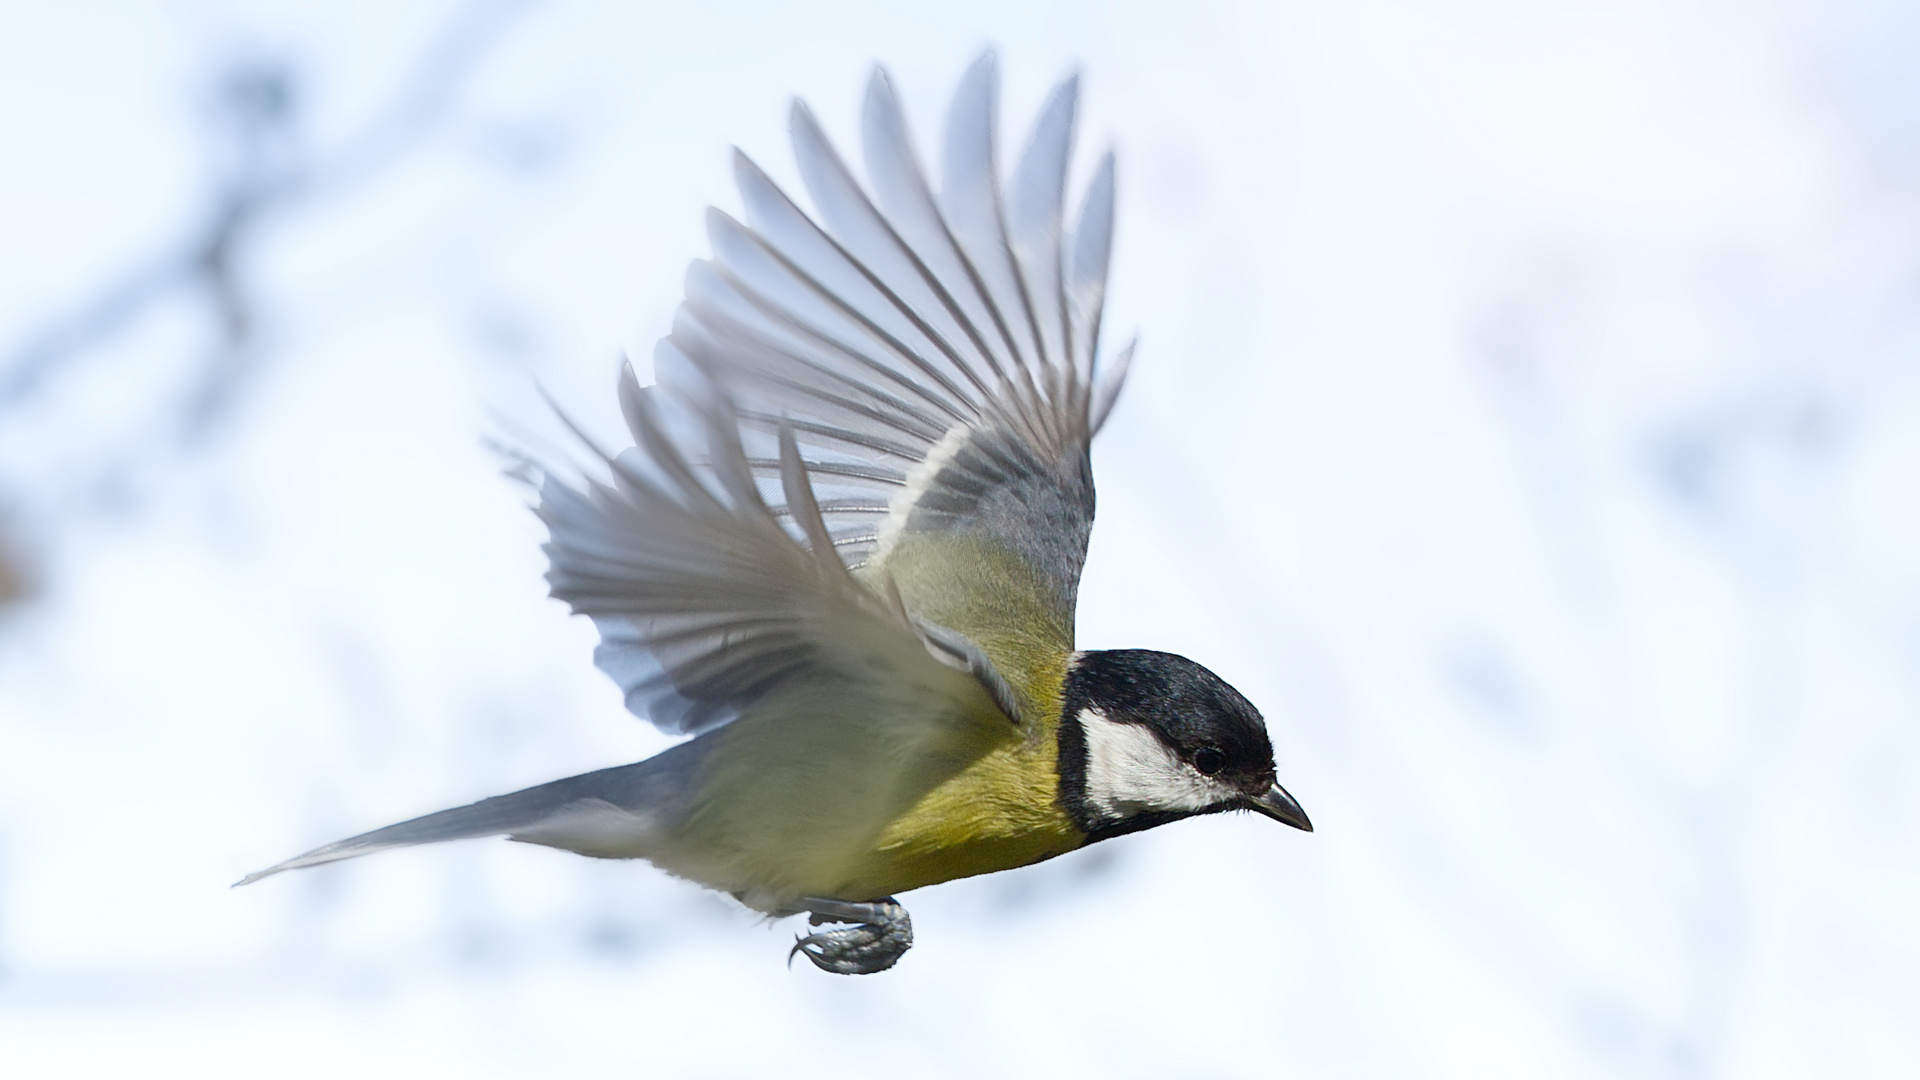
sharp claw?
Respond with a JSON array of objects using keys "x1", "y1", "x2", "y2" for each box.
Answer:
[
  {"x1": 786, "y1": 897, "x2": 913, "y2": 975},
  {"x1": 790, "y1": 930, "x2": 837, "y2": 970}
]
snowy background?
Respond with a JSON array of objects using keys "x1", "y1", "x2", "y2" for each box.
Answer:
[{"x1": 3, "y1": 1, "x2": 1918, "y2": 1077}]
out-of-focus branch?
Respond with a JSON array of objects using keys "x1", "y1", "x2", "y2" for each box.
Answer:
[
  {"x1": 0, "y1": 0, "x2": 530, "y2": 442},
  {"x1": 0, "y1": 531, "x2": 23, "y2": 611}
]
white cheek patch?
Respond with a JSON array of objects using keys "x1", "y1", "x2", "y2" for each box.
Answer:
[{"x1": 1079, "y1": 708, "x2": 1240, "y2": 822}]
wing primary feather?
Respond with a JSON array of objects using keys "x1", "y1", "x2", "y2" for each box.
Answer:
[
  {"x1": 693, "y1": 374, "x2": 783, "y2": 526},
  {"x1": 538, "y1": 383, "x2": 622, "y2": 465},
  {"x1": 771, "y1": 500, "x2": 890, "y2": 517},
  {"x1": 941, "y1": 52, "x2": 1051, "y2": 413},
  {"x1": 539, "y1": 384, "x2": 689, "y2": 514},
  {"x1": 617, "y1": 386, "x2": 731, "y2": 518},
  {"x1": 683, "y1": 263, "x2": 967, "y2": 428},
  {"x1": 729, "y1": 157, "x2": 990, "y2": 412},
  {"x1": 743, "y1": 457, "x2": 906, "y2": 485},
  {"x1": 685, "y1": 263, "x2": 967, "y2": 432},
  {"x1": 1089, "y1": 337, "x2": 1135, "y2": 434},
  {"x1": 862, "y1": 66, "x2": 1053, "y2": 441},
  {"x1": 617, "y1": 358, "x2": 649, "y2": 443},
  {"x1": 860, "y1": 70, "x2": 1027, "y2": 398},
  {"x1": 789, "y1": 100, "x2": 999, "y2": 399},
  {"x1": 1067, "y1": 151, "x2": 1115, "y2": 413},
  {"x1": 709, "y1": 203, "x2": 985, "y2": 421},
  {"x1": 949, "y1": 55, "x2": 1080, "y2": 440},
  {"x1": 736, "y1": 410, "x2": 922, "y2": 462},
  {"x1": 778, "y1": 421, "x2": 852, "y2": 578},
  {"x1": 794, "y1": 88, "x2": 1044, "y2": 405},
  {"x1": 860, "y1": 68, "x2": 1022, "y2": 384},
  {"x1": 703, "y1": 332, "x2": 952, "y2": 443},
  {"x1": 626, "y1": 615, "x2": 808, "y2": 648},
  {"x1": 1007, "y1": 74, "x2": 1077, "y2": 397}
]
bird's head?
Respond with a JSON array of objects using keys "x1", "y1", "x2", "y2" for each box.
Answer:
[{"x1": 1057, "y1": 649, "x2": 1312, "y2": 840}]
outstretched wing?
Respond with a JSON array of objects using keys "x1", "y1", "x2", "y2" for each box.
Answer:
[{"x1": 550, "y1": 52, "x2": 1127, "y2": 736}]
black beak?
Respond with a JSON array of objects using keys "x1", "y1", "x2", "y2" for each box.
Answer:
[{"x1": 1247, "y1": 784, "x2": 1313, "y2": 832}]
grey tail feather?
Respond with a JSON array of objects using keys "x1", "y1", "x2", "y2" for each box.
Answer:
[{"x1": 234, "y1": 741, "x2": 707, "y2": 887}]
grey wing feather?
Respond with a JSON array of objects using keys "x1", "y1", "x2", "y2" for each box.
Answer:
[
  {"x1": 1006, "y1": 73, "x2": 1076, "y2": 393},
  {"x1": 556, "y1": 50, "x2": 1125, "y2": 733},
  {"x1": 548, "y1": 362, "x2": 990, "y2": 736}
]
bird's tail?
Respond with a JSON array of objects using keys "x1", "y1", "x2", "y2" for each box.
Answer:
[{"x1": 235, "y1": 738, "x2": 709, "y2": 887}]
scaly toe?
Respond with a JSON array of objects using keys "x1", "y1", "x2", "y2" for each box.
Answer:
[{"x1": 790, "y1": 922, "x2": 909, "y2": 975}]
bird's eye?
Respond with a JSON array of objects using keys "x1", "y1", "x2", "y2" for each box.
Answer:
[{"x1": 1194, "y1": 746, "x2": 1225, "y2": 776}]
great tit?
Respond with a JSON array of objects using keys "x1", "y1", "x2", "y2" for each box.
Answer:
[{"x1": 239, "y1": 52, "x2": 1312, "y2": 975}]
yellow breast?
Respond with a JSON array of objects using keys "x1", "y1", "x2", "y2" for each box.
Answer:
[
  {"x1": 838, "y1": 727, "x2": 1086, "y2": 899},
  {"x1": 829, "y1": 540, "x2": 1086, "y2": 899}
]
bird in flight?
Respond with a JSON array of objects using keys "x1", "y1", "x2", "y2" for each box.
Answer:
[{"x1": 240, "y1": 52, "x2": 1312, "y2": 975}]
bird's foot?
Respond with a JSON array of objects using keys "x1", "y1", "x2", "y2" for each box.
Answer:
[{"x1": 787, "y1": 897, "x2": 913, "y2": 975}]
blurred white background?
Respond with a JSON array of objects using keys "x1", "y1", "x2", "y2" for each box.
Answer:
[{"x1": 3, "y1": 1, "x2": 1917, "y2": 1076}]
